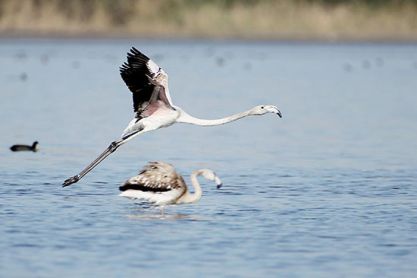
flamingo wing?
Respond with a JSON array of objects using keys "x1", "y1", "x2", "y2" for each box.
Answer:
[
  {"x1": 119, "y1": 47, "x2": 173, "y2": 114},
  {"x1": 120, "y1": 162, "x2": 185, "y2": 193}
]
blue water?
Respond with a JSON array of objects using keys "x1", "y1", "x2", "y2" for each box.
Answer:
[{"x1": 1, "y1": 39, "x2": 417, "y2": 277}]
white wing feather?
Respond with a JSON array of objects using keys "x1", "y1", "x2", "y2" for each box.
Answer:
[
  {"x1": 147, "y1": 59, "x2": 160, "y2": 75},
  {"x1": 146, "y1": 59, "x2": 174, "y2": 106}
]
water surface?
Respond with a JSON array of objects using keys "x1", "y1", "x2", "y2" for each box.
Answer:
[{"x1": 1, "y1": 39, "x2": 417, "y2": 277}]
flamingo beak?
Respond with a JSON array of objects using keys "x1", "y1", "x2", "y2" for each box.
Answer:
[
  {"x1": 276, "y1": 110, "x2": 282, "y2": 118},
  {"x1": 215, "y1": 177, "x2": 222, "y2": 189},
  {"x1": 269, "y1": 106, "x2": 282, "y2": 118}
]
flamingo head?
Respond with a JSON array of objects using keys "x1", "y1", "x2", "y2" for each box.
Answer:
[
  {"x1": 201, "y1": 169, "x2": 223, "y2": 189},
  {"x1": 251, "y1": 105, "x2": 282, "y2": 118}
]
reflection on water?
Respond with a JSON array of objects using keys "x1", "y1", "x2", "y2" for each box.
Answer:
[
  {"x1": 1, "y1": 40, "x2": 417, "y2": 277},
  {"x1": 126, "y1": 212, "x2": 204, "y2": 221},
  {"x1": 124, "y1": 199, "x2": 211, "y2": 221}
]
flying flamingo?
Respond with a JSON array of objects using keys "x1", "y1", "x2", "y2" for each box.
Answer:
[
  {"x1": 63, "y1": 47, "x2": 282, "y2": 187},
  {"x1": 119, "y1": 161, "x2": 222, "y2": 205}
]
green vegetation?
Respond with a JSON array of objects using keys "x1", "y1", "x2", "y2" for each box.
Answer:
[{"x1": 0, "y1": 0, "x2": 416, "y2": 40}]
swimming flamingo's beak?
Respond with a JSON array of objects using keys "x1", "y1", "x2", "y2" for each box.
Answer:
[{"x1": 215, "y1": 176, "x2": 222, "y2": 189}]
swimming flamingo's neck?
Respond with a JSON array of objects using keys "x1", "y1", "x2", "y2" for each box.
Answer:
[{"x1": 176, "y1": 170, "x2": 204, "y2": 204}]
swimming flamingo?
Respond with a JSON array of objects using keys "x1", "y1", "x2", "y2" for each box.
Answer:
[{"x1": 119, "y1": 161, "x2": 222, "y2": 205}]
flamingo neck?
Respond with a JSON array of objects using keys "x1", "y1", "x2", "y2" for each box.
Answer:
[
  {"x1": 176, "y1": 108, "x2": 252, "y2": 126},
  {"x1": 176, "y1": 170, "x2": 203, "y2": 204}
]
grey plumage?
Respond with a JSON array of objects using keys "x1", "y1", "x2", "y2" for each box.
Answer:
[{"x1": 120, "y1": 161, "x2": 186, "y2": 194}]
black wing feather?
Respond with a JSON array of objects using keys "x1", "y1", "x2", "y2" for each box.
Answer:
[
  {"x1": 119, "y1": 47, "x2": 155, "y2": 112},
  {"x1": 119, "y1": 183, "x2": 171, "y2": 192}
]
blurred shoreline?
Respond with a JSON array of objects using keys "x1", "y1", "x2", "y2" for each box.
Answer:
[
  {"x1": 1, "y1": 33, "x2": 417, "y2": 44},
  {"x1": 0, "y1": 0, "x2": 416, "y2": 42}
]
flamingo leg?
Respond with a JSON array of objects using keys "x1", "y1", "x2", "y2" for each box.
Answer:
[{"x1": 63, "y1": 139, "x2": 125, "y2": 187}]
